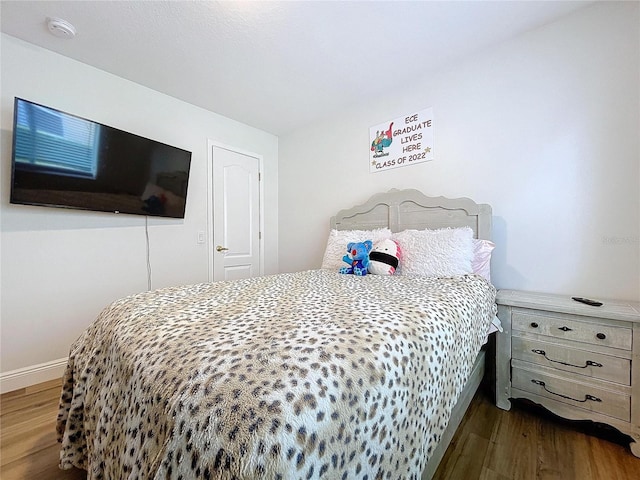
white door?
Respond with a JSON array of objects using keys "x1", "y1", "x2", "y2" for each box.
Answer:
[{"x1": 209, "y1": 144, "x2": 262, "y2": 281}]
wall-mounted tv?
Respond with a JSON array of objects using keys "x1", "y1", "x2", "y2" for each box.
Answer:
[{"x1": 10, "y1": 97, "x2": 192, "y2": 219}]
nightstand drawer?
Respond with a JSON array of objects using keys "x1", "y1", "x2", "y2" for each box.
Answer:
[
  {"x1": 512, "y1": 310, "x2": 632, "y2": 350},
  {"x1": 512, "y1": 366, "x2": 631, "y2": 422},
  {"x1": 512, "y1": 336, "x2": 631, "y2": 385}
]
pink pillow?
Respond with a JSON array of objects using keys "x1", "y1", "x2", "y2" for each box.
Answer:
[{"x1": 472, "y1": 239, "x2": 495, "y2": 282}]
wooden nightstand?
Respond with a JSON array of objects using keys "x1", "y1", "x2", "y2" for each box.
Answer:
[{"x1": 494, "y1": 289, "x2": 640, "y2": 457}]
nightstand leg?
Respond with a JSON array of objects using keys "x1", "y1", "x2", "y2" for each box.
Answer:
[
  {"x1": 630, "y1": 435, "x2": 640, "y2": 458},
  {"x1": 495, "y1": 305, "x2": 512, "y2": 410}
]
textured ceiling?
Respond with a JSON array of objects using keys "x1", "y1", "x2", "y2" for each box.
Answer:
[{"x1": 1, "y1": 1, "x2": 593, "y2": 136}]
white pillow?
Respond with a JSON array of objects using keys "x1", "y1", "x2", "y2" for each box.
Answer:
[
  {"x1": 321, "y1": 228, "x2": 392, "y2": 270},
  {"x1": 393, "y1": 227, "x2": 474, "y2": 277},
  {"x1": 472, "y1": 239, "x2": 495, "y2": 282}
]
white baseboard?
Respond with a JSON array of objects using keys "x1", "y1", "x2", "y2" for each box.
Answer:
[{"x1": 0, "y1": 357, "x2": 68, "y2": 394}]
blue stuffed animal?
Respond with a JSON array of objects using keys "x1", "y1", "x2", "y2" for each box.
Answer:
[{"x1": 339, "y1": 240, "x2": 373, "y2": 276}]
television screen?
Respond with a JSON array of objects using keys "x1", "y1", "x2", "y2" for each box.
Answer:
[{"x1": 10, "y1": 97, "x2": 192, "y2": 218}]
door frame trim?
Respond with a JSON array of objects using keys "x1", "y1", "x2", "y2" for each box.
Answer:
[{"x1": 207, "y1": 139, "x2": 264, "y2": 282}]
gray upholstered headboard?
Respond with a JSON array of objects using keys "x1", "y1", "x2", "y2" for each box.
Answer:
[{"x1": 330, "y1": 189, "x2": 492, "y2": 240}]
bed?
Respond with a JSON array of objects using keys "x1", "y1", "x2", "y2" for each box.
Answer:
[{"x1": 57, "y1": 188, "x2": 497, "y2": 479}]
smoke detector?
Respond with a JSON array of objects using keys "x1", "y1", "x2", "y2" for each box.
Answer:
[{"x1": 47, "y1": 17, "x2": 76, "y2": 39}]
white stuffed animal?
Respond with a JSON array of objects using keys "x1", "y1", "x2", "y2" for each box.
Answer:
[{"x1": 368, "y1": 239, "x2": 401, "y2": 275}]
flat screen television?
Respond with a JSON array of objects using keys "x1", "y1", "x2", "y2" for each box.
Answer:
[{"x1": 10, "y1": 97, "x2": 192, "y2": 218}]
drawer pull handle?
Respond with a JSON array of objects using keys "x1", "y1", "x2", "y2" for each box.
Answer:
[
  {"x1": 531, "y1": 349, "x2": 603, "y2": 369},
  {"x1": 530, "y1": 322, "x2": 539, "y2": 328},
  {"x1": 531, "y1": 379, "x2": 602, "y2": 403},
  {"x1": 558, "y1": 326, "x2": 573, "y2": 332},
  {"x1": 596, "y1": 333, "x2": 606, "y2": 340}
]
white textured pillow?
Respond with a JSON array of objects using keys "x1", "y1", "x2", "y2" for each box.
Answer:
[
  {"x1": 393, "y1": 227, "x2": 474, "y2": 277},
  {"x1": 321, "y1": 228, "x2": 392, "y2": 270}
]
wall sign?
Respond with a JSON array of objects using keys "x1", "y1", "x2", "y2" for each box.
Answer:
[{"x1": 369, "y1": 107, "x2": 434, "y2": 173}]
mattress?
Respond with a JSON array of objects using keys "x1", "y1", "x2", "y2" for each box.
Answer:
[{"x1": 57, "y1": 269, "x2": 496, "y2": 479}]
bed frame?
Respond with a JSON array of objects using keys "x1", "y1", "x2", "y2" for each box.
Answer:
[{"x1": 330, "y1": 188, "x2": 493, "y2": 479}]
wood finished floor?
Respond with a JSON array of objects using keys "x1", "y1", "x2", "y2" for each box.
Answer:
[{"x1": 1, "y1": 380, "x2": 639, "y2": 479}]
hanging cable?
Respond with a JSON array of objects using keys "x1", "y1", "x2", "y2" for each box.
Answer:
[{"x1": 145, "y1": 216, "x2": 152, "y2": 291}]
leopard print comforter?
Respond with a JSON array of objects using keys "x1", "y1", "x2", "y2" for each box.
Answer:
[{"x1": 57, "y1": 270, "x2": 496, "y2": 479}]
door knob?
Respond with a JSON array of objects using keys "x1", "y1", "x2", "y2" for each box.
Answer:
[{"x1": 216, "y1": 245, "x2": 229, "y2": 252}]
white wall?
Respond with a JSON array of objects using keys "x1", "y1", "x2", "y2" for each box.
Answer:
[
  {"x1": 0, "y1": 35, "x2": 278, "y2": 386},
  {"x1": 278, "y1": 2, "x2": 639, "y2": 301}
]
